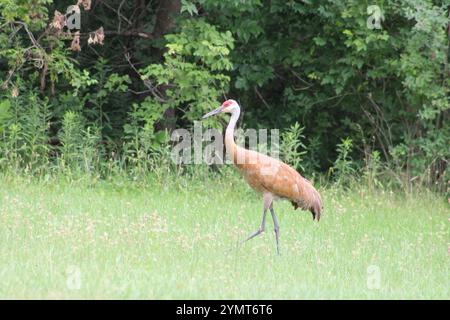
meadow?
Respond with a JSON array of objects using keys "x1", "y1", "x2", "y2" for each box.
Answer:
[
  {"x1": 1, "y1": 0, "x2": 449, "y2": 301},
  {"x1": 0, "y1": 173, "x2": 448, "y2": 299}
]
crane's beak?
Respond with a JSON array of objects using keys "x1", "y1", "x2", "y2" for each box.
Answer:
[{"x1": 202, "y1": 107, "x2": 222, "y2": 119}]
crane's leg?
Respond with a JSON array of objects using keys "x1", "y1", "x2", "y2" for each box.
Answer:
[
  {"x1": 243, "y1": 193, "x2": 273, "y2": 243},
  {"x1": 270, "y1": 204, "x2": 280, "y2": 255},
  {"x1": 243, "y1": 210, "x2": 267, "y2": 242}
]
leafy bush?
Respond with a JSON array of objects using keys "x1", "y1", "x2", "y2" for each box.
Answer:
[
  {"x1": 280, "y1": 122, "x2": 307, "y2": 173},
  {"x1": 59, "y1": 110, "x2": 103, "y2": 177},
  {"x1": 0, "y1": 1, "x2": 447, "y2": 192},
  {"x1": 331, "y1": 138, "x2": 356, "y2": 186},
  {"x1": 0, "y1": 92, "x2": 51, "y2": 173},
  {"x1": 139, "y1": 19, "x2": 234, "y2": 122}
]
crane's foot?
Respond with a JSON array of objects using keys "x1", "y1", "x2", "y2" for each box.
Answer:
[
  {"x1": 242, "y1": 207, "x2": 268, "y2": 245},
  {"x1": 243, "y1": 227, "x2": 265, "y2": 243}
]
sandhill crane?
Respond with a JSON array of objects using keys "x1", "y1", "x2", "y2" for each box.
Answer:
[{"x1": 202, "y1": 99, "x2": 323, "y2": 255}]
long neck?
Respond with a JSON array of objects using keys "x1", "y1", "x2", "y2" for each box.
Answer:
[{"x1": 225, "y1": 108, "x2": 240, "y2": 160}]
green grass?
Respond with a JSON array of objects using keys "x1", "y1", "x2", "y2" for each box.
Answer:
[{"x1": 0, "y1": 174, "x2": 448, "y2": 299}]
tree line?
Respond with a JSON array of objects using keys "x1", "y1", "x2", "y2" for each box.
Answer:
[{"x1": 0, "y1": 0, "x2": 448, "y2": 191}]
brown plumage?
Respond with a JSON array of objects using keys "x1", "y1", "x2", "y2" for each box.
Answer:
[
  {"x1": 230, "y1": 147, "x2": 322, "y2": 221},
  {"x1": 202, "y1": 99, "x2": 323, "y2": 254}
]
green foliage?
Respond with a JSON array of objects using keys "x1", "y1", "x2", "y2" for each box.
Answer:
[
  {"x1": 0, "y1": 0, "x2": 52, "y2": 30},
  {"x1": 140, "y1": 19, "x2": 234, "y2": 122},
  {"x1": 0, "y1": 0, "x2": 448, "y2": 191},
  {"x1": 59, "y1": 111, "x2": 84, "y2": 166},
  {"x1": 0, "y1": 92, "x2": 51, "y2": 173},
  {"x1": 280, "y1": 122, "x2": 307, "y2": 173},
  {"x1": 181, "y1": 0, "x2": 199, "y2": 16},
  {"x1": 59, "y1": 110, "x2": 103, "y2": 177},
  {"x1": 0, "y1": 99, "x2": 11, "y2": 132},
  {"x1": 200, "y1": 0, "x2": 449, "y2": 189},
  {"x1": 331, "y1": 138, "x2": 356, "y2": 186},
  {"x1": 123, "y1": 98, "x2": 171, "y2": 178},
  {"x1": 363, "y1": 150, "x2": 384, "y2": 191}
]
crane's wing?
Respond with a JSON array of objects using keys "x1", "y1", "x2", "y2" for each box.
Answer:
[{"x1": 234, "y1": 148, "x2": 322, "y2": 220}]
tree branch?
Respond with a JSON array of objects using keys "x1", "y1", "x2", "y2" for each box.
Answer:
[{"x1": 124, "y1": 52, "x2": 167, "y2": 102}]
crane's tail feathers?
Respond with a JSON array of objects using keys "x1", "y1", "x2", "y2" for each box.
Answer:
[
  {"x1": 290, "y1": 181, "x2": 323, "y2": 222},
  {"x1": 310, "y1": 203, "x2": 322, "y2": 221},
  {"x1": 290, "y1": 199, "x2": 322, "y2": 221},
  {"x1": 311, "y1": 189, "x2": 322, "y2": 221}
]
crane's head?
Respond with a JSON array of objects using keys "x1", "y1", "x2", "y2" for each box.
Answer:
[{"x1": 202, "y1": 99, "x2": 240, "y2": 119}]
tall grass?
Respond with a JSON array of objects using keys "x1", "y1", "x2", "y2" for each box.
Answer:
[
  {"x1": 0, "y1": 174, "x2": 448, "y2": 299},
  {"x1": 0, "y1": 94, "x2": 448, "y2": 299},
  {"x1": 0, "y1": 94, "x2": 448, "y2": 193}
]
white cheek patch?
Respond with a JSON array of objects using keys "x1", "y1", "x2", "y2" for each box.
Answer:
[{"x1": 227, "y1": 105, "x2": 236, "y2": 112}]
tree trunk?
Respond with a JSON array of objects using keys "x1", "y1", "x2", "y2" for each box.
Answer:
[
  {"x1": 153, "y1": 0, "x2": 181, "y2": 132},
  {"x1": 153, "y1": 0, "x2": 181, "y2": 39}
]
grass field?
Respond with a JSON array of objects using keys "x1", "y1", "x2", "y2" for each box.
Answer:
[{"x1": 0, "y1": 175, "x2": 448, "y2": 299}]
